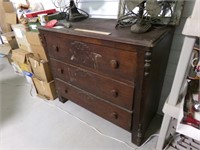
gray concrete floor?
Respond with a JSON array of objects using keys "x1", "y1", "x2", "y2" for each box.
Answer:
[{"x1": 0, "y1": 57, "x2": 161, "y2": 150}]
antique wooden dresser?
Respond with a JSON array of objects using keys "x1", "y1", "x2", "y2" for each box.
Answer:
[{"x1": 38, "y1": 18, "x2": 174, "y2": 146}]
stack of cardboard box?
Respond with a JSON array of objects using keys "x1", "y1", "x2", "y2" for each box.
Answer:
[
  {"x1": 0, "y1": 0, "x2": 15, "y2": 33},
  {"x1": 0, "y1": 1, "x2": 57, "y2": 100},
  {"x1": 0, "y1": 32, "x2": 18, "y2": 58},
  {"x1": 11, "y1": 24, "x2": 57, "y2": 100},
  {"x1": 0, "y1": 1, "x2": 18, "y2": 58},
  {"x1": 2, "y1": 1, "x2": 17, "y2": 25}
]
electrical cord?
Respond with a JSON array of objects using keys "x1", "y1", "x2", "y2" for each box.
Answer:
[
  {"x1": 65, "y1": 4, "x2": 89, "y2": 20},
  {"x1": 0, "y1": 80, "x2": 160, "y2": 149},
  {"x1": 163, "y1": 133, "x2": 181, "y2": 150},
  {"x1": 51, "y1": 0, "x2": 69, "y2": 10},
  {"x1": 115, "y1": 11, "x2": 138, "y2": 28},
  {"x1": 41, "y1": 99, "x2": 136, "y2": 150},
  {"x1": 51, "y1": 0, "x2": 87, "y2": 14},
  {"x1": 116, "y1": 0, "x2": 174, "y2": 30},
  {"x1": 41, "y1": 98, "x2": 160, "y2": 150}
]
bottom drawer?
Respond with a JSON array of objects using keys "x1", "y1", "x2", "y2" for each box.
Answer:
[{"x1": 55, "y1": 79, "x2": 133, "y2": 131}]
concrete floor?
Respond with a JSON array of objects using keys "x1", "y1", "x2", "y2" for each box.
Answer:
[{"x1": 0, "y1": 57, "x2": 162, "y2": 150}]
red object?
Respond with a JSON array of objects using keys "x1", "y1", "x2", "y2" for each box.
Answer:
[
  {"x1": 184, "y1": 115, "x2": 200, "y2": 129},
  {"x1": 45, "y1": 19, "x2": 58, "y2": 28},
  {"x1": 25, "y1": 9, "x2": 56, "y2": 18}
]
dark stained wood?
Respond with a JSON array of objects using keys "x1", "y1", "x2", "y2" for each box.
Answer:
[
  {"x1": 55, "y1": 79, "x2": 132, "y2": 130},
  {"x1": 39, "y1": 18, "x2": 172, "y2": 48},
  {"x1": 50, "y1": 59, "x2": 134, "y2": 110},
  {"x1": 132, "y1": 29, "x2": 175, "y2": 144},
  {"x1": 58, "y1": 95, "x2": 68, "y2": 103},
  {"x1": 45, "y1": 35, "x2": 137, "y2": 84},
  {"x1": 38, "y1": 18, "x2": 174, "y2": 146}
]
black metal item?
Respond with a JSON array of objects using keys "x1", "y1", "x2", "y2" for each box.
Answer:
[{"x1": 66, "y1": 0, "x2": 88, "y2": 22}]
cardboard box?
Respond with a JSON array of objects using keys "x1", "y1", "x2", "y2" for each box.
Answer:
[
  {"x1": 1, "y1": 32, "x2": 18, "y2": 49},
  {"x1": 1, "y1": 32, "x2": 15, "y2": 43},
  {"x1": 10, "y1": 61, "x2": 24, "y2": 76},
  {"x1": 11, "y1": 48, "x2": 32, "y2": 64},
  {"x1": 11, "y1": 48, "x2": 33, "y2": 73},
  {"x1": 30, "y1": 44, "x2": 48, "y2": 61},
  {"x1": 29, "y1": 57, "x2": 53, "y2": 82},
  {"x1": 18, "y1": 43, "x2": 31, "y2": 52},
  {"x1": 33, "y1": 78, "x2": 57, "y2": 100},
  {"x1": 0, "y1": 44, "x2": 11, "y2": 57},
  {"x1": 11, "y1": 24, "x2": 32, "y2": 52},
  {"x1": 26, "y1": 31, "x2": 42, "y2": 46},
  {"x1": 5, "y1": 12, "x2": 17, "y2": 24},
  {"x1": 2, "y1": 2, "x2": 15, "y2": 13}
]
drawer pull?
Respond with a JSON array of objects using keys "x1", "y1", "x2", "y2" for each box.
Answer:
[
  {"x1": 58, "y1": 68, "x2": 64, "y2": 74},
  {"x1": 111, "y1": 89, "x2": 118, "y2": 97},
  {"x1": 53, "y1": 45, "x2": 59, "y2": 52},
  {"x1": 110, "y1": 60, "x2": 119, "y2": 69},
  {"x1": 64, "y1": 89, "x2": 68, "y2": 93},
  {"x1": 110, "y1": 112, "x2": 118, "y2": 119}
]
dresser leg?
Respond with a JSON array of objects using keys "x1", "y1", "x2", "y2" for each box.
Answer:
[
  {"x1": 132, "y1": 124, "x2": 143, "y2": 146},
  {"x1": 59, "y1": 96, "x2": 68, "y2": 103}
]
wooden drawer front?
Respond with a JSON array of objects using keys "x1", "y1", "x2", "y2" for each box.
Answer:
[
  {"x1": 51, "y1": 59, "x2": 134, "y2": 110},
  {"x1": 46, "y1": 37, "x2": 137, "y2": 83},
  {"x1": 55, "y1": 79, "x2": 132, "y2": 130}
]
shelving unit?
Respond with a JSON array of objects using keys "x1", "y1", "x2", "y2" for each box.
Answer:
[{"x1": 156, "y1": 0, "x2": 200, "y2": 149}]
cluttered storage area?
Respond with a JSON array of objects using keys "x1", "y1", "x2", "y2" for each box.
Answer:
[{"x1": 0, "y1": 0, "x2": 199, "y2": 150}]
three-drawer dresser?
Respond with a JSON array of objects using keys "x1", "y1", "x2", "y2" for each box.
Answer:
[{"x1": 38, "y1": 18, "x2": 174, "y2": 146}]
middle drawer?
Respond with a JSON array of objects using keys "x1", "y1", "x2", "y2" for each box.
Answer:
[{"x1": 50, "y1": 59, "x2": 134, "y2": 110}]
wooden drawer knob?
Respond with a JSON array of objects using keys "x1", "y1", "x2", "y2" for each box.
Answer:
[
  {"x1": 110, "y1": 112, "x2": 118, "y2": 119},
  {"x1": 57, "y1": 68, "x2": 64, "y2": 74},
  {"x1": 110, "y1": 60, "x2": 119, "y2": 69},
  {"x1": 111, "y1": 89, "x2": 118, "y2": 97},
  {"x1": 64, "y1": 89, "x2": 68, "y2": 94},
  {"x1": 53, "y1": 45, "x2": 59, "y2": 52}
]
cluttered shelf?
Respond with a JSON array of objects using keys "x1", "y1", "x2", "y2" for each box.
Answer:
[{"x1": 158, "y1": 38, "x2": 200, "y2": 149}]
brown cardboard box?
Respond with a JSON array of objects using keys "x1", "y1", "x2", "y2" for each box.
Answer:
[
  {"x1": 29, "y1": 57, "x2": 53, "y2": 82},
  {"x1": 0, "y1": 44, "x2": 13, "y2": 65},
  {"x1": 33, "y1": 78, "x2": 57, "y2": 100},
  {"x1": 1, "y1": 32, "x2": 15, "y2": 43},
  {"x1": 11, "y1": 61, "x2": 24, "y2": 76},
  {"x1": 30, "y1": 45, "x2": 48, "y2": 61},
  {"x1": 0, "y1": 44, "x2": 11, "y2": 56},
  {"x1": 25, "y1": 32, "x2": 42, "y2": 46},
  {"x1": 11, "y1": 24, "x2": 32, "y2": 52},
  {"x1": 11, "y1": 49, "x2": 32, "y2": 64},
  {"x1": 2, "y1": 2, "x2": 15, "y2": 13},
  {"x1": 0, "y1": 1, "x2": 12, "y2": 33},
  {"x1": 25, "y1": 31, "x2": 48, "y2": 61},
  {"x1": 11, "y1": 48, "x2": 33, "y2": 73},
  {"x1": 1, "y1": 32, "x2": 18, "y2": 49},
  {"x1": 5, "y1": 12, "x2": 17, "y2": 24}
]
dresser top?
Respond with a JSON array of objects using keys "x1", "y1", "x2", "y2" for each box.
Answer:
[{"x1": 39, "y1": 18, "x2": 172, "y2": 47}]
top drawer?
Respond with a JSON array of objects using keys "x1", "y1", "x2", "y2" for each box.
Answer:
[{"x1": 45, "y1": 36, "x2": 137, "y2": 83}]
